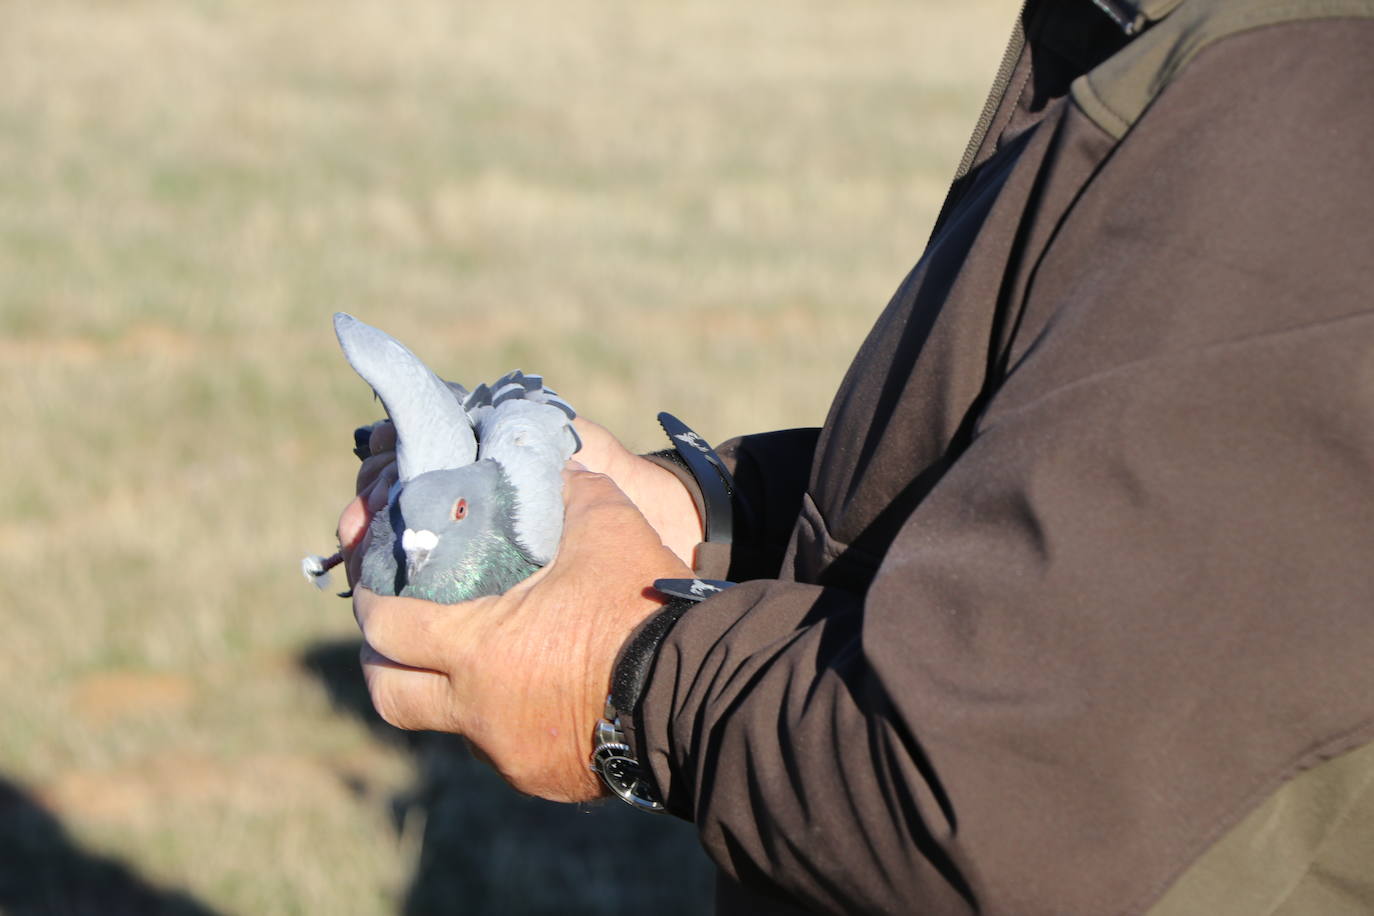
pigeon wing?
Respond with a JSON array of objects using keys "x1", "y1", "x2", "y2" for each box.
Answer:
[
  {"x1": 473, "y1": 373, "x2": 580, "y2": 564},
  {"x1": 334, "y1": 313, "x2": 477, "y2": 481}
]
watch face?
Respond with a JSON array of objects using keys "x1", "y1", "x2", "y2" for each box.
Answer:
[
  {"x1": 592, "y1": 725, "x2": 665, "y2": 813},
  {"x1": 602, "y1": 753, "x2": 664, "y2": 812}
]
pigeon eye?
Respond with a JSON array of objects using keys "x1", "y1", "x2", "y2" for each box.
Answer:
[{"x1": 453, "y1": 498, "x2": 468, "y2": 520}]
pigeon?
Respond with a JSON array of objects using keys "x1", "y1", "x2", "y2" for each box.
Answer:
[{"x1": 307, "y1": 312, "x2": 580, "y2": 603}]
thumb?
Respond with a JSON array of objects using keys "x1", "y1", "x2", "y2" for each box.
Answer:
[
  {"x1": 338, "y1": 495, "x2": 370, "y2": 553},
  {"x1": 560, "y1": 465, "x2": 643, "y2": 523},
  {"x1": 556, "y1": 466, "x2": 677, "y2": 565}
]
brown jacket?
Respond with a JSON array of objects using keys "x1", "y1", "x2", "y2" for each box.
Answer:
[{"x1": 633, "y1": 0, "x2": 1374, "y2": 912}]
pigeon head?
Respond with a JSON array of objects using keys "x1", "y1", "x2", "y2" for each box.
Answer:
[
  {"x1": 386, "y1": 460, "x2": 539, "y2": 602},
  {"x1": 395, "y1": 462, "x2": 506, "y2": 578}
]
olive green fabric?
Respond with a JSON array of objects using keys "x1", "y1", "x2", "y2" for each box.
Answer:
[
  {"x1": 1072, "y1": 0, "x2": 1374, "y2": 138},
  {"x1": 1149, "y1": 738, "x2": 1374, "y2": 916}
]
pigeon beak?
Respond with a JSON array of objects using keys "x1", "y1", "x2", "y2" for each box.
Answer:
[{"x1": 401, "y1": 528, "x2": 440, "y2": 583}]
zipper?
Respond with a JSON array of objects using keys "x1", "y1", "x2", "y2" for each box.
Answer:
[{"x1": 951, "y1": 0, "x2": 1030, "y2": 183}]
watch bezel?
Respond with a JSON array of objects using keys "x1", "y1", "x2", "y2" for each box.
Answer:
[{"x1": 592, "y1": 707, "x2": 666, "y2": 812}]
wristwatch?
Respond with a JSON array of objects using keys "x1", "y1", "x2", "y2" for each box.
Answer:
[
  {"x1": 590, "y1": 596, "x2": 691, "y2": 813},
  {"x1": 591, "y1": 704, "x2": 662, "y2": 811},
  {"x1": 591, "y1": 582, "x2": 734, "y2": 810}
]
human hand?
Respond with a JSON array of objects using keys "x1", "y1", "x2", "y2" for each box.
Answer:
[
  {"x1": 571, "y1": 417, "x2": 703, "y2": 565},
  {"x1": 345, "y1": 466, "x2": 693, "y2": 802},
  {"x1": 340, "y1": 420, "x2": 399, "y2": 586}
]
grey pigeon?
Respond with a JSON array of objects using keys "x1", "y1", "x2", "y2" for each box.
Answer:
[{"x1": 327, "y1": 312, "x2": 580, "y2": 603}]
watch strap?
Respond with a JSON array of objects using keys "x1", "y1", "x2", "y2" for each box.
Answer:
[
  {"x1": 593, "y1": 580, "x2": 737, "y2": 811},
  {"x1": 609, "y1": 595, "x2": 697, "y2": 717},
  {"x1": 654, "y1": 412, "x2": 742, "y2": 545}
]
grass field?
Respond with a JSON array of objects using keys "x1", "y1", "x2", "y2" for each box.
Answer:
[{"x1": 0, "y1": 2, "x2": 1014, "y2": 913}]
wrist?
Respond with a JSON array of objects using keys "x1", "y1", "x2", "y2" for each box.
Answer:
[
  {"x1": 590, "y1": 578, "x2": 735, "y2": 813},
  {"x1": 591, "y1": 594, "x2": 697, "y2": 811},
  {"x1": 635, "y1": 458, "x2": 706, "y2": 564},
  {"x1": 577, "y1": 584, "x2": 676, "y2": 799}
]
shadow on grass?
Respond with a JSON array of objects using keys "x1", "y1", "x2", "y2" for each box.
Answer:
[
  {"x1": 299, "y1": 639, "x2": 714, "y2": 916},
  {"x1": 0, "y1": 777, "x2": 222, "y2": 916}
]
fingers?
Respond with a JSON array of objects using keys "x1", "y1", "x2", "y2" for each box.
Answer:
[
  {"x1": 362, "y1": 462, "x2": 398, "y2": 514},
  {"x1": 568, "y1": 416, "x2": 634, "y2": 479},
  {"x1": 359, "y1": 642, "x2": 453, "y2": 732},
  {"x1": 356, "y1": 421, "x2": 397, "y2": 503},
  {"x1": 353, "y1": 587, "x2": 485, "y2": 674},
  {"x1": 340, "y1": 461, "x2": 398, "y2": 585},
  {"x1": 570, "y1": 416, "x2": 608, "y2": 449},
  {"x1": 338, "y1": 495, "x2": 370, "y2": 554},
  {"x1": 367, "y1": 420, "x2": 397, "y2": 455},
  {"x1": 356, "y1": 449, "x2": 397, "y2": 498},
  {"x1": 338, "y1": 491, "x2": 377, "y2": 586}
]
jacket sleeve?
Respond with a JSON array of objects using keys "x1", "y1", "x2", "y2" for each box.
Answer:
[{"x1": 633, "y1": 21, "x2": 1374, "y2": 915}]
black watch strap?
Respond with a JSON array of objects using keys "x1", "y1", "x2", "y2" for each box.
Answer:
[
  {"x1": 655, "y1": 411, "x2": 742, "y2": 544},
  {"x1": 592, "y1": 416, "x2": 740, "y2": 812},
  {"x1": 609, "y1": 595, "x2": 697, "y2": 716},
  {"x1": 592, "y1": 595, "x2": 695, "y2": 813},
  {"x1": 593, "y1": 580, "x2": 736, "y2": 812}
]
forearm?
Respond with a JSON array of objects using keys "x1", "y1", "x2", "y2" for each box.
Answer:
[
  {"x1": 635, "y1": 318, "x2": 1374, "y2": 912},
  {"x1": 634, "y1": 578, "x2": 976, "y2": 914}
]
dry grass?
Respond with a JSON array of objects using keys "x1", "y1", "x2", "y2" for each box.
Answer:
[{"x1": 0, "y1": 1, "x2": 1015, "y2": 912}]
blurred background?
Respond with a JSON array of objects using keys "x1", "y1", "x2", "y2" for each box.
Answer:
[{"x1": 0, "y1": 1, "x2": 1013, "y2": 913}]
